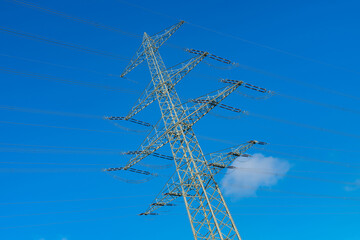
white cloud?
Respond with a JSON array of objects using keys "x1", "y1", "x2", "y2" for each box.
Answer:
[
  {"x1": 344, "y1": 179, "x2": 360, "y2": 192},
  {"x1": 220, "y1": 153, "x2": 290, "y2": 198}
]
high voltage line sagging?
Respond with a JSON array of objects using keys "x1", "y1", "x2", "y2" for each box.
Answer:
[
  {"x1": 1, "y1": 103, "x2": 360, "y2": 170},
  {"x1": 1, "y1": 101, "x2": 360, "y2": 140},
  {"x1": 2, "y1": 20, "x2": 357, "y2": 239},
  {"x1": 1, "y1": 140, "x2": 359, "y2": 171},
  {"x1": 1, "y1": 3, "x2": 359, "y2": 236},
  {"x1": 1, "y1": 41, "x2": 359, "y2": 117},
  {"x1": 23, "y1": 0, "x2": 354, "y2": 86},
  {"x1": 4, "y1": 0, "x2": 360, "y2": 104},
  {"x1": 0, "y1": 10, "x2": 359, "y2": 117},
  {"x1": 2, "y1": 52, "x2": 360, "y2": 116},
  {"x1": 4, "y1": 48, "x2": 358, "y2": 116},
  {"x1": 1, "y1": 166, "x2": 359, "y2": 188},
  {"x1": 1, "y1": 109, "x2": 360, "y2": 168},
  {"x1": 114, "y1": 0, "x2": 360, "y2": 77}
]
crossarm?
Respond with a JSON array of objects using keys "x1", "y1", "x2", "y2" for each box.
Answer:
[
  {"x1": 141, "y1": 168, "x2": 200, "y2": 215},
  {"x1": 120, "y1": 21, "x2": 185, "y2": 78},
  {"x1": 183, "y1": 81, "x2": 244, "y2": 126},
  {"x1": 120, "y1": 38, "x2": 147, "y2": 78},
  {"x1": 113, "y1": 82, "x2": 243, "y2": 171},
  {"x1": 207, "y1": 141, "x2": 258, "y2": 174},
  {"x1": 166, "y1": 53, "x2": 208, "y2": 87},
  {"x1": 150, "y1": 21, "x2": 185, "y2": 49},
  {"x1": 125, "y1": 53, "x2": 208, "y2": 120},
  {"x1": 141, "y1": 142, "x2": 257, "y2": 215},
  {"x1": 120, "y1": 118, "x2": 170, "y2": 171},
  {"x1": 140, "y1": 172, "x2": 181, "y2": 215}
]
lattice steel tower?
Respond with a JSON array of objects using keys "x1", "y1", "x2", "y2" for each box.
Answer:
[{"x1": 104, "y1": 21, "x2": 261, "y2": 240}]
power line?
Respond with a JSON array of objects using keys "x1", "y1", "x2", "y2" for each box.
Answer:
[
  {"x1": 234, "y1": 63, "x2": 360, "y2": 101},
  {"x1": 8, "y1": 0, "x2": 360, "y2": 104},
  {"x1": 164, "y1": 211, "x2": 360, "y2": 216},
  {"x1": 0, "y1": 161, "x2": 119, "y2": 166},
  {"x1": 1, "y1": 104, "x2": 359, "y2": 169},
  {"x1": 5, "y1": 140, "x2": 353, "y2": 168},
  {"x1": 0, "y1": 120, "x2": 140, "y2": 134},
  {"x1": 0, "y1": 142, "x2": 121, "y2": 151},
  {"x1": 0, "y1": 67, "x2": 139, "y2": 93},
  {"x1": 10, "y1": 100, "x2": 357, "y2": 144},
  {"x1": 229, "y1": 167, "x2": 360, "y2": 186},
  {"x1": 1, "y1": 162, "x2": 358, "y2": 192},
  {"x1": 1, "y1": 2, "x2": 358, "y2": 235},
  {"x1": 245, "y1": 111, "x2": 360, "y2": 140},
  {"x1": 221, "y1": 185, "x2": 360, "y2": 201},
  {"x1": 3, "y1": 211, "x2": 360, "y2": 230},
  {"x1": 253, "y1": 146, "x2": 360, "y2": 169},
  {"x1": 0, "y1": 195, "x2": 154, "y2": 205},
  {"x1": 230, "y1": 212, "x2": 360, "y2": 216},
  {"x1": 186, "y1": 22, "x2": 360, "y2": 76},
  {"x1": 1, "y1": 203, "x2": 359, "y2": 219},
  {"x1": 0, "y1": 26, "x2": 129, "y2": 61},
  {"x1": 205, "y1": 107, "x2": 360, "y2": 141},
  {"x1": 116, "y1": 0, "x2": 179, "y2": 22},
  {"x1": 197, "y1": 136, "x2": 360, "y2": 169},
  {"x1": 0, "y1": 168, "x2": 105, "y2": 173},
  {"x1": 0, "y1": 53, "x2": 138, "y2": 83},
  {"x1": 2, "y1": 164, "x2": 359, "y2": 178},
  {"x1": 194, "y1": 73, "x2": 360, "y2": 118},
  {"x1": 270, "y1": 143, "x2": 360, "y2": 154},
  {"x1": 230, "y1": 204, "x2": 360, "y2": 208},
  {"x1": 222, "y1": 166, "x2": 360, "y2": 177},
  {"x1": 0, "y1": 214, "x2": 134, "y2": 230},
  {"x1": 255, "y1": 187, "x2": 360, "y2": 201},
  {"x1": 0, "y1": 105, "x2": 103, "y2": 119},
  {"x1": 2, "y1": 189, "x2": 358, "y2": 206},
  {"x1": 0, "y1": 205, "x2": 143, "y2": 218},
  {"x1": 209, "y1": 111, "x2": 243, "y2": 120},
  {"x1": 206, "y1": 75, "x2": 360, "y2": 116},
  {"x1": 0, "y1": 104, "x2": 150, "y2": 134},
  {"x1": 0, "y1": 148, "x2": 119, "y2": 155},
  {"x1": 114, "y1": 0, "x2": 360, "y2": 78},
  {"x1": 274, "y1": 92, "x2": 360, "y2": 115},
  {"x1": 2, "y1": 166, "x2": 359, "y2": 188},
  {"x1": 6, "y1": 0, "x2": 183, "y2": 51},
  {"x1": 241, "y1": 167, "x2": 360, "y2": 176},
  {"x1": 6, "y1": 0, "x2": 141, "y2": 39}
]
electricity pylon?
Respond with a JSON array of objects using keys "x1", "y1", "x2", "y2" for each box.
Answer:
[{"x1": 104, "y1": 21, "x2": 262, "y2": 240}]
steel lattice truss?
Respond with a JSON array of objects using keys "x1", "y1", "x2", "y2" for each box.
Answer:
[{"x1": 104, "y1": 21, "x2": 262, "y2": 240}]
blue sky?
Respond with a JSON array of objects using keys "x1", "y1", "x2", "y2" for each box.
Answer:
[{"x1": 0, "y1": 0, "x2": 360, "y2": 239}]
